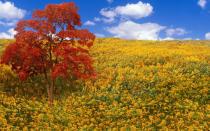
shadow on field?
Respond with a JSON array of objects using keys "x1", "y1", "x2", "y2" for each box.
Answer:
[{"x1": 0, "y1": 74, "x2": 84, "y2": 101}]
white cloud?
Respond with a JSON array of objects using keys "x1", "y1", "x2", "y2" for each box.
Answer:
[
  {"x1": 159, "y1": 37, "x2": 174, "y2": 41},
  {"x1": 100, "y1": 8, "x2": 116, "y2": 23},
  {"x1": 8, "y1": 28, "x2": 17, "y2": 37},
  {"x1": 106, "y1": 20, "x2": 165, "y2": 40},
  {"x1": 102, "y1": 17, "x2": 115, "y2": 23},
  {"x1": 115, "y1": 1, "x2": 153, "y2": 19},
  {"x1": 205, "y1": 32, "x2": 210, "y2": 40},
  {"x1": 166, "y1": 28, "x2": 187, "y2": 36},
  {"x1": 183, "y1": 37, "x2": 192, "y2": 40},
  {"x1": 100, "y1": 8, "x2": 116, "y2": 18},
  {"x1": 0, "y1": 28, "x2": 17, "y2": 39},
  {"x1": 0, "y1": 32, "x2": 10, "y2": 39},
  {"x1": 84, "y1": 20, "x2": 95, "y2": 26},
  {"x1": 107, "y1": 0, "x2": 113, "y2": 4},
  {"x1": 95, "y1": 33, "x2": 105, "y2": 38},
  {"x1": 0, "y1": 1, "x2": 26, "y2": 20},
  {"x1": 0, "y1": 1, "x2": 26, "y2": 27},
  {"x1": 0, "y1": 20, "x2": 17, "y2": 26},
  {"x1": 198, "y1": 0, "x2": 207, "y2": 8},
  {"x1": 99, "y1": 1, "x2": 153, "y2": 23},
  {"x1": 94, "y1": 17, "x2": 101, "y2": 22}
]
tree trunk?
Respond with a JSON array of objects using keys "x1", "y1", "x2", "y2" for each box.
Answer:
[
  {"x1": 44, "y1": 71, "x2": 52, "y2": 107},
  {"x1": 49, "y1": 78, "x2": 54, "y2": 107},
  {"x1": 48, "y1": 35, "x2": 54, "y2": 107},
  {"x1": 46, "y1": 83, "x2": 51, "y2": 106}
]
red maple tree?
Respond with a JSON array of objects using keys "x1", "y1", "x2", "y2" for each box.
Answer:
[{"x1": 1, "y1": 2, "x2": 96, "y2": 106}]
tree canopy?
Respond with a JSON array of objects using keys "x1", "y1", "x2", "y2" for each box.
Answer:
[{"x1": 1, "y1": 2, "x2": 96, "y2": 106}]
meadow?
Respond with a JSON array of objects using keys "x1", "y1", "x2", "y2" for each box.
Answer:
[{"x1": 0, "y1": 38, "x2": 209, "y2": 130}]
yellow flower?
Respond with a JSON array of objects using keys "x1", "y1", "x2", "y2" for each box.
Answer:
[
  {"x1": 23, "y1": 126, "x2": 28, "y2": 131},
  {"x1": 130, "y1": 125, "x2": 137, "y2": 131},
  {"x1": 149, "y1": 115, "x2": 153, "y2": 121},
  {"x1": 90, "y1": 123, "x2": 94, "y2": 127},
  {"x1": 113, "y1": 100, "x2": 118, "y2": 106},
  {"x1": 90, "y1": 118, "x2": 95, "y2": 122},
  {"x1": 158, "y1": 120, "x2": 166, "y2": 127}
]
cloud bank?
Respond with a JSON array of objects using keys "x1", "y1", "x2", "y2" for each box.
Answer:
[{"x1": 106, "y1": 20, "x2": 165, "y2": 40}]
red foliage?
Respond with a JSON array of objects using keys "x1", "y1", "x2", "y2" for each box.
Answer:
[{"x1": 1, "y1": 2, "x2": 96, "y2": 82}]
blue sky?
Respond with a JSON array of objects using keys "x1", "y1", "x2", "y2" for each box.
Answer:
[{"x1": 0, "y1": 0, "x2": 209, "y2": 40}]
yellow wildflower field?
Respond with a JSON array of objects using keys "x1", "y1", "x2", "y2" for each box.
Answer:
[{"x1": 0, "y1": 38, "x2": 209, "y2": 130}]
